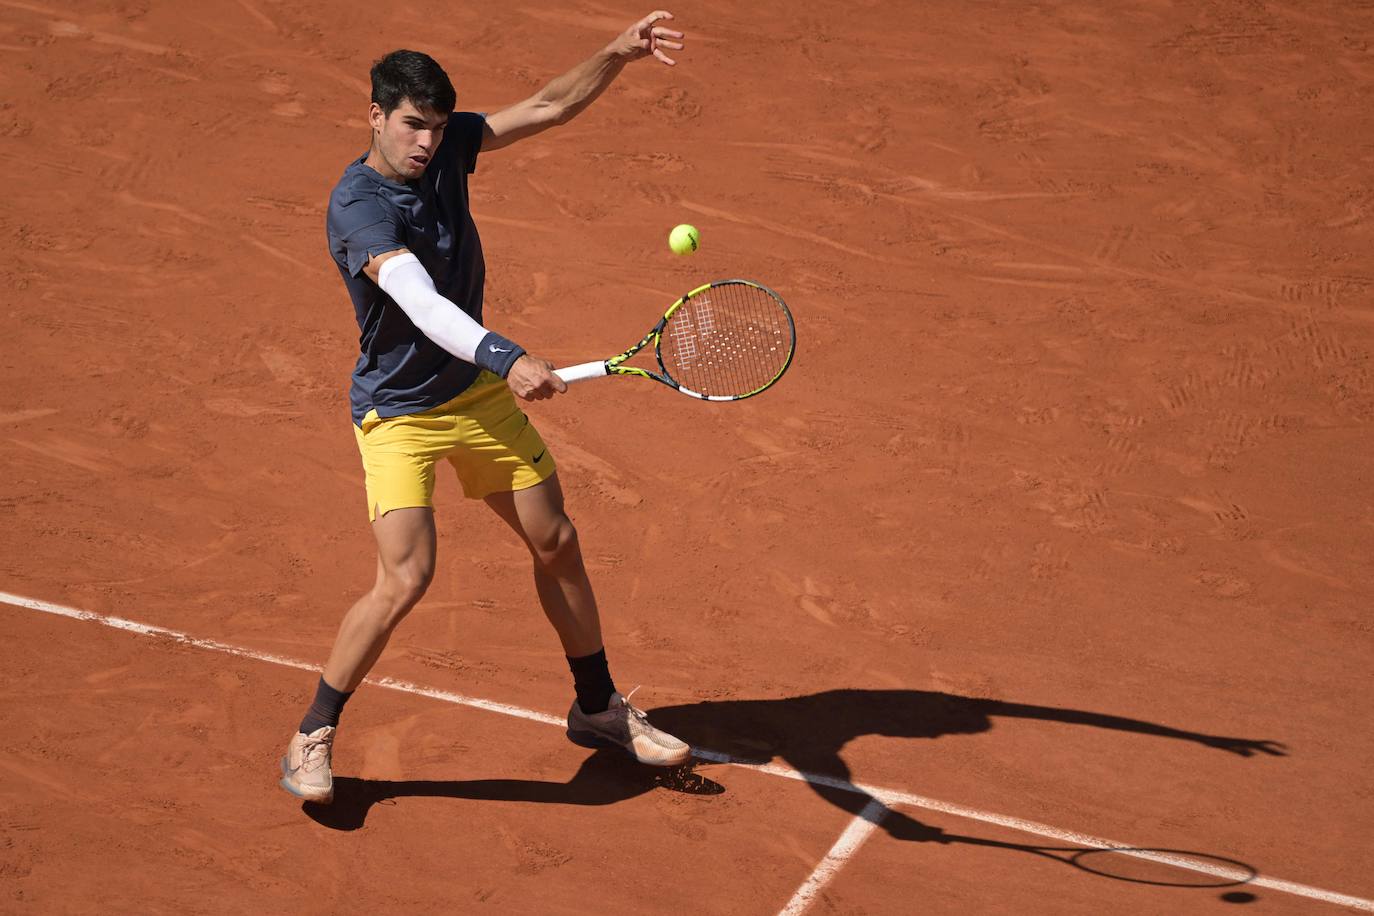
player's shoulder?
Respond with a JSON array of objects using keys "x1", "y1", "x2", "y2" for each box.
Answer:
[
  {"x1": 329, "y1": 157, "x2": 381, "y2": 204},
  {"x1": 450, "y1": 110, "x2": 486, "y2": 130},
  {"x1": 327, "y1": 161, "x2": 396, "y2": 229},
  {"x1": 435, "y1": 111, "x2": 487, "y2": 164}
]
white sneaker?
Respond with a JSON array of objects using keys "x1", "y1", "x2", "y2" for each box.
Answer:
[
  {"x1": 279, "y1": 726, "x2": 335, "y2": 803},
  {"x1": 566, "y1": 689, "x2": 691, "y2": 767}
]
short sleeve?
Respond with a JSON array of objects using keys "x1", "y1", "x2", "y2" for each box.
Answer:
[
  {"x1": 332, "y1": 194, "x2": 403, "y2": 277},
  {"x1": 437, "y1": 111, "x2": 487, "y2": 175}
]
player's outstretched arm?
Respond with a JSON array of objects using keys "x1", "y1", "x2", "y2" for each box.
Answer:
[{"x1": 481, "y1": 10, "x2": 685, "y2": 152}]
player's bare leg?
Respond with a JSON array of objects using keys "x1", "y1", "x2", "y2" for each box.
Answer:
[
  {"x1": 280, "y1": 506, "x2": 436, "y2": 802},
  {"x1": 485, "y1": 473, "x2": 689, "y2": 766},
  {"x1": 323, "y1": 506, "x2": 438, "y2": 690},
  {"x1": 484, "y1": 473, "x2": 602, "y2": 658}
]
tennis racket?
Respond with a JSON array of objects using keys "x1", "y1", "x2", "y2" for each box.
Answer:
[{"x1": 553, "y1": 279, "x2": 796, "y2": 401}]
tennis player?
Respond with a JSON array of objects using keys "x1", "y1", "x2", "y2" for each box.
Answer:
[{"x1": 280, "y1": 12, "x2": 690, "y2": 804}]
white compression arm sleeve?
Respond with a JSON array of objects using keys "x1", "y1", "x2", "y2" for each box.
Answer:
[{"x1": 376, "y1": 252, "x2": 525, "y2": 377}]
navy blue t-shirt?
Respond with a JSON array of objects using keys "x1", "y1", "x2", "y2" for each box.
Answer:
[{"x1": 326, "y1": 111, "x2": 489, "y2": 425}]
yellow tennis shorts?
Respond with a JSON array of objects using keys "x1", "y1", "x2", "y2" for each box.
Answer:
[{"x1": 352, "y1": 371, "x2": 556, "y2": 521}]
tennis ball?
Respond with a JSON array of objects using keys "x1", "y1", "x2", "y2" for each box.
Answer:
[{"x1": 668, "y1": 223, "x2": 700, "y2": 256}]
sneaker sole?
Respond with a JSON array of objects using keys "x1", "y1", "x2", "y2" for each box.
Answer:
[
  {"x1": 566, "y1": 728, "x2": 691, "y2": 767},
  {"x1": 279, "y1": 757, "x2": 334, "y2": 804},
  {"x1": 566, "y1": 727, "x2": 616, "y2": 750}
]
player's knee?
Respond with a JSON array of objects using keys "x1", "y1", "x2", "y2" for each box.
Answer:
[
  {"x1": 377, "y1": 561, "x2": 433, "y2": 616},
  {"x1": 531, "y1": 514, "x2": 581, "y2": 572}
]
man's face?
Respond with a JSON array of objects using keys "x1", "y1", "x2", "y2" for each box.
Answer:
[{"x1": 368, "y1": 99, "x2": 448, "y2": 181}]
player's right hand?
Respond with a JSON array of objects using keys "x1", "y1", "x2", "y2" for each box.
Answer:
[{"x1": 506, "y1": 354, "x2": 568, "y2": 401}]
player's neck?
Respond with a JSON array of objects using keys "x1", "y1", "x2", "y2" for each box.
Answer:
[{"x1": 364, "y1": 142, "x2": 405, "y2": 183}]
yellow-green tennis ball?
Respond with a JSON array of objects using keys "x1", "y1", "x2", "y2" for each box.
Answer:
[{"x1": 669, "y1": 223, "x2": 700, "y2": 256}]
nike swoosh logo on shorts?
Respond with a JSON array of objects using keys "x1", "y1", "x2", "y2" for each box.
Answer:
[{"x1": 533, "y1": 450, "x2": 545, "y2": 463}]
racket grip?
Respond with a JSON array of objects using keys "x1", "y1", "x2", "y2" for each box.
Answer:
[{"x1": 554, "y1": 361, "x2": 609, "y2": 385}]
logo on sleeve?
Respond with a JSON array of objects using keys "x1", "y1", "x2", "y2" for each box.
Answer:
[{"x1": 490, "y1": 344, "x2": 510, "y2": 353}]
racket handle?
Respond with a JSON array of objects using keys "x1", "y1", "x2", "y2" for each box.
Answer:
[{"x1": 554, "y1": 361, "x2": 609, "y2": 385}]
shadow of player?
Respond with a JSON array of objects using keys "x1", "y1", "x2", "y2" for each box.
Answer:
[
  {"x1": 645, "y1": 689, "x2": 1286, "y2": 843},
  {"x1": 305, "y1": 747, "x2": 723, "y2": 831},
  {"x1": 308, "y1": 688, "x2": 1283, "y2": 847}
]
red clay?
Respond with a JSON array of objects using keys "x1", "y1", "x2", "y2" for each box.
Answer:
[{"x1": 2, "y1": 1, "x2": 1371, "y2": 912}]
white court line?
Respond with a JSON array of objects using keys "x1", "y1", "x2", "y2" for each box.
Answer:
[
  {"x1": 777, "y1": 799, "x2": 888, "y2": 916},
  {"x1": 2, "y1": 590, "x2": 1371, "y2": 913},
  {"x1": 0, "y1": 591, "x2": 562, "y2": 728}
]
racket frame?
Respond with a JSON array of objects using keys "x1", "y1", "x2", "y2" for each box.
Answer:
[{"x1": 557, "y1": 279, "x2": 795, "y2": 401}]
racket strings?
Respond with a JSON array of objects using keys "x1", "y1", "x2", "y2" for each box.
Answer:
[{"x1": 659, "y1": 282, "x2": 793, "y2": 397}]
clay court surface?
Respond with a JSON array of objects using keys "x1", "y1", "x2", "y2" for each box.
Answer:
[{"x1": 2, "y1": 0, "x2": 1373, "y2": 912}]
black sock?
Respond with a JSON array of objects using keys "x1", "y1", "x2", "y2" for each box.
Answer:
[
  {"x1": 299, "y1": 676, "x2": 353, "y2": 734},
  {"x1": 566, "y1": 648, "x2": 616, "y2": 715}
]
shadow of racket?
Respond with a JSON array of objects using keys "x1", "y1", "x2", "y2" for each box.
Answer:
[
  {"x1": 955, "y1": 835, "x2": 1257, "y2": 888},
  {"x1": 880, "y1": 808, "x2": 1256, "y2": 889}
]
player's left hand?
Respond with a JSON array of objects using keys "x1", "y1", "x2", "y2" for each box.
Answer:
[{"x1": 609, "y1": 10, "x2": 685, "y2": 66}]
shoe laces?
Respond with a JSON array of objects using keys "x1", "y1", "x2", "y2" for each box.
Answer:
[
  {"x1": 299, "y1": 732, "x2": 332, "y2": 773},
  {"x1": 621, "y1": 686, "x2": 650, "y2": 723},
  {"x1": 618, "y1": 687, "x2": 685, "y2": 751}
]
